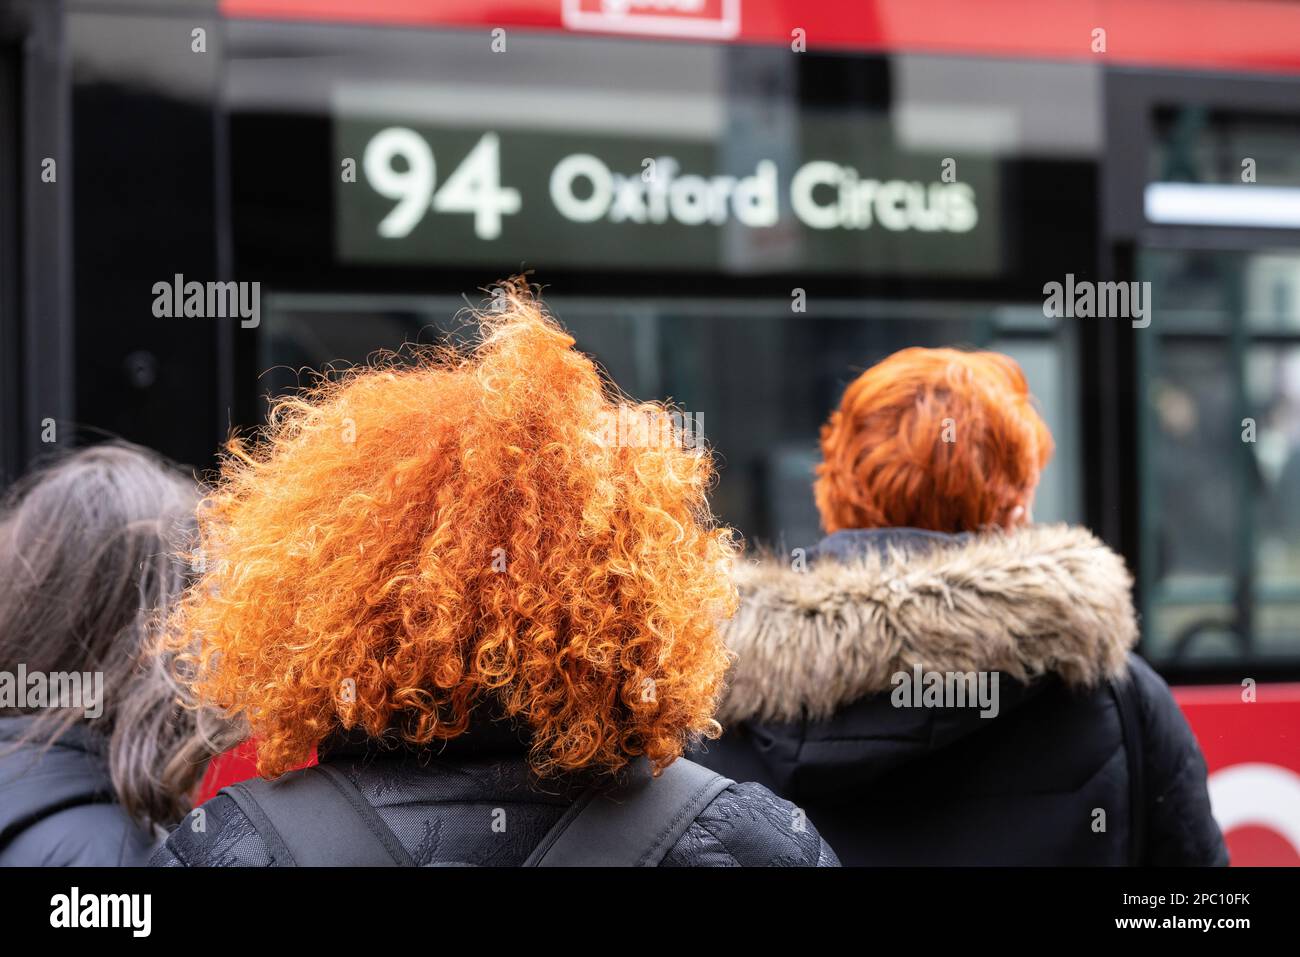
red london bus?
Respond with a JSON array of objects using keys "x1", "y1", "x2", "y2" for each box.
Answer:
[{"x1": 3, "y1": 0, "x2": 1297, "y2": 864}]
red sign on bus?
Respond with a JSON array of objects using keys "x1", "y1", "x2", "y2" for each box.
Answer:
[{"x1": 1174, "y1": 684, "x2": 1300, "y2": 867}]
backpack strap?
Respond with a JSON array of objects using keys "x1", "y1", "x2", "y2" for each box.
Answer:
[
  {"x1": 1109, "y1": 674, "x2": 1146, "y2": 865},
  {"x1": 523, "y1": 757, "x2": 733, "y2": 867},
  {"x1": 221, "y1": 764, "x2": 413, "y2": 867},
  {"x1": 222, "y1": 756, "x2": 731, "y2": 867}
]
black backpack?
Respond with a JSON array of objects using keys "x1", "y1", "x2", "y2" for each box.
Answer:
[{"x1": 220, "y1": 758, "x2": 732, "y2": 867}]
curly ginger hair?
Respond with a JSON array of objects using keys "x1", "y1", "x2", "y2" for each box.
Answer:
[{"x1": 167, "y1": 281, "x2": 738, "y2": 779}]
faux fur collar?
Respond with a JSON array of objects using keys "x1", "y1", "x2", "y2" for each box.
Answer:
[{"x1": 718, "y1": 524, "x2": 1138, "y2": 724}]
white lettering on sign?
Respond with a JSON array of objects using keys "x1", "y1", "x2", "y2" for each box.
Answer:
[
  {"x1": 790, "y1": 161, "x2": 978, "y2": 233},
  {"x1": 363, "y1": 129, "x2": 520, "y2": 240},
  {"x1": 550, "y1": 153, "x2": 778, "y2": 228},
  {"x1": 360, "y1": 129, "x2": 980, "y2": 238}
]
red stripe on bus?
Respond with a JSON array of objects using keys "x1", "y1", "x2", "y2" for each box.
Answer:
[{"x1": 218, "y1": 0, "x2": 1300, "y2": 75}]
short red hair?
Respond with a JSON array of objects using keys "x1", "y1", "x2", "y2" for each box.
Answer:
[{"x1": 813, "y1": 347, "x2": 1054, "y2": 534}]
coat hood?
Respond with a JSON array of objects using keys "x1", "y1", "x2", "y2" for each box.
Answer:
[{"x1": 717, "y1": 524, "x2": 1139, "y2": 725}]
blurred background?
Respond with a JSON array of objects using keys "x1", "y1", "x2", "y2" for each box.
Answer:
[{"x1": 2, "y1": 0, "x2": 1298, "y2": 862}]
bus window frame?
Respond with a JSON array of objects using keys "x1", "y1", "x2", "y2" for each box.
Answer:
[
  {"x1": 1104, "y1": 68, "x2": 1300, "y2": 684},
  {"x1": 0, "y1": 0, "x2": 73, "y2": 488}
]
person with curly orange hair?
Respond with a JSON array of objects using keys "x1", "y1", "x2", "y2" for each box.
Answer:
[
  {"x1": 695, "y1": 347, "x2": 1226, "y2": 867},
  {"x1": 151, "y1": 280, "x2": 837, "y2": 867}
]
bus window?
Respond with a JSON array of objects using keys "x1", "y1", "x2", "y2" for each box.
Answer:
[
  {"x1": 259, "y1": 293, "x2": 1081, "y2": 551},
  {"x1": 1139, "y1": 247, "x2": 1300, "y2": 669},
  {"x1": 1132, "y1": 101, "x2": 1300, "y2": 675}
]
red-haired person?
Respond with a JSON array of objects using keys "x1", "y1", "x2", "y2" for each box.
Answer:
[
  {"x1": 695, "y1": 348, "x2": 1226, "y2": 866},
  {"x1": 151, "y1": 283, "x2": 837, "y2": 867}
]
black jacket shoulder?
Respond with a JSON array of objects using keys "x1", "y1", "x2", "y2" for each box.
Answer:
[
  {"x1": 661, "y1": 780, "x2": 838, "y2": 867},
  {"x1": 152, "y1": 759, "x2": 838, "y2": 867},
  {"x1": 1126, "y1": 655, "x2": 1229, "y2": 866},
  {"x1": 697, "y1": 526, "x2": 1228, "y2": 866},
  {"x1": 0, "y1": 719, "x2": 156, "y2": 867}
]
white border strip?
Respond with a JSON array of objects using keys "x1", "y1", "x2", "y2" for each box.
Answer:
[{"x1": 1145, "y1": 183, "x2": 1300, "y2": 229}]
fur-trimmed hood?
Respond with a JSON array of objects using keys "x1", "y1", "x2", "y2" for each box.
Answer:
[{"x1": 717, "y1": 524, "x2": 1138, "y2": 725}]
